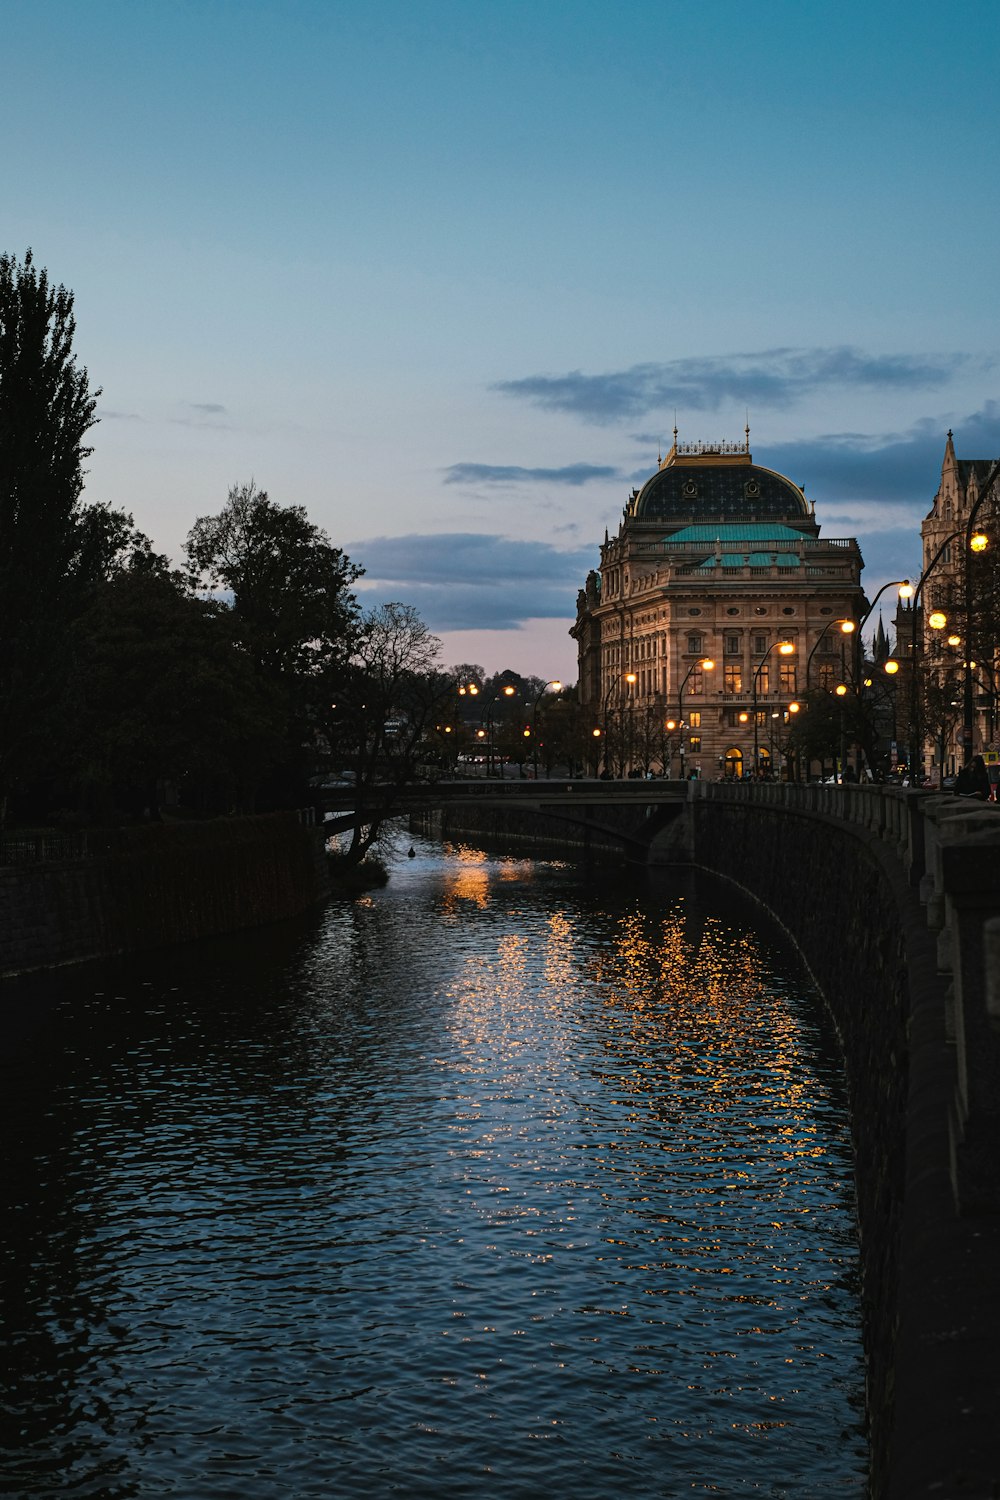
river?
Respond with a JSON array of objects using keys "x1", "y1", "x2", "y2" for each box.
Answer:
[{"x1": 1, "y1": 833, "x2": 867, "y2": 1498}]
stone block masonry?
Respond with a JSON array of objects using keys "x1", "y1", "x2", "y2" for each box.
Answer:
[{"x1": 0, "y1": 813, "x2": 330, "y2": 978}]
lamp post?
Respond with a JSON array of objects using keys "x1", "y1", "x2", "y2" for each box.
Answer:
[
  {"x1": 805, "y1": 617, "x2": 857, "y2": 691},
  {"x1": 675, "y1": 657, "x2": 714, "y2": 779},
  {"x1": 530, "y1": 680, "x2": 562, "y2": 778},
  {"x1": 904, "y1": 512, "x2": 992, "y2": 776},
  {"x1": 601, "y1": 670, "x2": 636, "y2": 777},
  {"x1": 484, "y1": 683, "x2": 516, "y2": 777},
  {"x1": 752, "y1": 641, "x2": 794, "y2": 777},
  {"x1": 962, "y1": 458, "x2": 1000, "y2": 762}
]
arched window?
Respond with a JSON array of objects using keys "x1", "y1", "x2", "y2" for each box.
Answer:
[{"x1": 724, "y1": 747, "x2": 744, "y2": 779}]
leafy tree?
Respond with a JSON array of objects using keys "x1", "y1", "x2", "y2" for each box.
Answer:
[
  {"x1": 185, "y1": 481, "x2": 362, "y2": 678},
  {"x1": 56, "y1": 566, "x2": 284, "y2": 822},
  {"x1": 0, "y1": 250, "x2": 101, "y2": 816},
  {"x1": 324, "y1": 603, "x2": 454, "y2": 863},
  {"x1": 184, "y1": 481, "x2": 363, "y2": 804}
]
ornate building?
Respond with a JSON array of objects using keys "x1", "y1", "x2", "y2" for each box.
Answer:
[
  {"x1": 894, "y1": 432, "x2": 1000, "y2": 777},
  {"x1": 572, "y1": 432, "x2": 866, "y2": 778}
]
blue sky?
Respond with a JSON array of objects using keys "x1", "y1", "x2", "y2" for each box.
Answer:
[{"x1": 4, "y1": 0, "x2": 999, "y2": 679}]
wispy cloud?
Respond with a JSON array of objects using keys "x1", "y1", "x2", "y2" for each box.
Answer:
[
  {"x1": 349, "y1": 532, "x2": 594, "y2": 631},
  {"x1": 764, "y1": 401, "x2": 1000, "y2": 506},
  {"x1": 443, "y1": 461, "x2": 619, "y2": 487},
  {"x1": 494, "y1": 348, "x2": 981, "y2": 424},
  {"x1": 169, "y1": 401, "x2": 231, "y2": 428}
]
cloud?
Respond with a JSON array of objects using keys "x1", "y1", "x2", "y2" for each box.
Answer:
[
  {"x1": 494, "y1": 347, "x2": 981, "y2": 424},
  {"x1": 763, "y1": 401, "x2": 1000, "y2": 507},
  {"x1": 349, "y1": 532, "x2": 595, "y2": 631},
  {"x1": 97, "y1": 407, "x2": 142, "y2": 421},
  {"x1": 442, "y1": 461, "x2": 619, "y2": 487},
  {"x1": 168, "y1": 401, "x2": 231, "y2": 428}
]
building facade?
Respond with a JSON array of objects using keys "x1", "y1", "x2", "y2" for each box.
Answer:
[
  {"x1": 572, "y1": 434, "x2": 866, "y2": 778},
  {"x1": 893, "y1": 432, "x2": 1000, "y2": 777}
]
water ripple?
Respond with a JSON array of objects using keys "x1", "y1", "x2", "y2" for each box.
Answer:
[{"x1": 0, "y1": 841, "x2": 866, "y2": 1497}]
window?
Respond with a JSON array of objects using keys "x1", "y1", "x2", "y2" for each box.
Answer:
[
  {"x1": 724, "y1": 633, "x2": 741, "y2": 655},
  {"x1": 753, "y1": 634, "x2": 767, "y2": 654},
  {"x1": 782, "y1": 606, "x2": 795, "y2": 615},
  {"x1": 688, "y1": 669, "x2": 704, "y2": 696},
  {"x1": 724, "y1": 665, "x2": 742, "y2": 693},
  {"x1": 726, "y1": 607, "x2": 740, "y2": 616},
  {"x1": 820, "y1": 635, "x2": 835, "y2": 654},
  {"x1": 688, "y1": 711, "x2": 701, "y2": 729},
  {"x1": 755, "y1": 664, "x2": 770, "y2": 695},
  {"x1": 687, "y1": 633, "x2": 703, "y2": 654},
  {"x1": 779, "y1": 663, "x2": 797, "y2": 694},
  {"x1": 688, "y1": 736, "x2": 701, "y2": 751},
  {"x1": 818, "y1": 663, "x2": 835, "y2": 690}
]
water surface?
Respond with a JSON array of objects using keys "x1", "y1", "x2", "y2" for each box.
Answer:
[{"x1": 1, "y1": 837, "x2": 866, "y2": 1497}]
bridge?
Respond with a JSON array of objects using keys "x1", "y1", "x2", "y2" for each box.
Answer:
[{"x1": 319, "y1": 776, "x2": 691, "y2": 857}]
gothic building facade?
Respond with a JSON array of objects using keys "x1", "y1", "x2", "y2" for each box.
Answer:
[
  {"x1": 572, "y1": 434, "x2": 866, "y2": 778},
  {"x1": 894, "y1": 432, "x2": 1000, "y2": 776}
]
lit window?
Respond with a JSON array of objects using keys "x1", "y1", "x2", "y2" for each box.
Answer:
[
  {"x1": 688, "y1": 670, "x2": 704, "y2": 696},
  {"x1": 724, "y1": 665, "x2": 742, "y2": 693},
  {"x1": 688, "y1": 736, "x2": 701, "y2": 751},
  {"x1": 756, "y1": 665, "x2": 770, "y2": 695},
  {"x1": 688, "y1": 711, "x2": 701, "y2": 729},
  {"x1": 779, "y1": 664, "x2": 797, "y2": 694},
  {"x1": 818, "y1": 663, "x2": 835, "y2": 689}
]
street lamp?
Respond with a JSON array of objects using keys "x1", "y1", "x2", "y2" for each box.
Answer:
[
  {"x1": 752, "y1": 641, "x2": 793, "y2": 776},
  {"x1": 675, "y1": 658, "x2": 715, "y2": 778},
  {"x1": 530, "y1": 680, "x2": 562, "y2": 778},
  {"x1": 484, "y1": 683, "x2": 517, "y2": 777},
  {"x1": 601, "y1": 671, "x2": 638, "y2": 777},
  {"x1": 903, "y1": 498, "x2": 993, "y2": 775},
  {"x1": 962, "y1": 461, "x2": 1000, "y2": 761}
]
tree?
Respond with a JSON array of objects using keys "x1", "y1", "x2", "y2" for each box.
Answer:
[
  {"x1": 0, "y1": 250, "x2": 101, "y2": 816},
  {"x1": 184, "y1": 482, "x2": 363, "y2": 804},
  {"x1": 185, "y1": 481, "x2": 362, "y2": 679},
  {"x1": 55, "y1": 567, "x2": 285, "y2": 822},
  {"x1": 324, "y1": 603, "x2": 454, "y2": 864}
]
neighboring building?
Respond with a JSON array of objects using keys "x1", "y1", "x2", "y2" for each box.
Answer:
[
  {"x1": 893, "y1": 431, "x2": 1000, "y2": 777},
  {"x1": 571, "y1": 432, "x2": 866, "y2": 778}
]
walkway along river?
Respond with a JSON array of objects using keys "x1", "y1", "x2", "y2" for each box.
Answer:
[{"x1": 0, "y1": 835, "x2": 867, "y2": 1497}]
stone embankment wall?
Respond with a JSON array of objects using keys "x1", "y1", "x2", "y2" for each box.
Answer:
[
  {"x1": 692, "y1": 787, "x2": 1000, "y2": 1500},
  {"x1": 692, "y1": 798, "x2": 908, "y2": 1497},
  {"x1": 0, "y1": 813, "x2": 330, "y2": 978}
]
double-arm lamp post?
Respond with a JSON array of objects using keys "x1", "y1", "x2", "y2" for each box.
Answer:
[
  {"x1": 675, "y1": 657, "x2": 714, "y2": 777},
  {"x1": 529, "y1": 680, "x2": 562, "y2": 778},
  {"x1": 484, "y1": 683, "x2": 516, "y2": 776},
  {"x1": 904, "y1": 485, "x2": 996, "y2": 771},
  {"x1": 598, "y1": 671, "x2": 636, "y2": 777},
  {"x1": 751, "y1": 641, "x2": 794, "y2": 774},
  {"x1": 961, "y1": 459, "x2": 1000, "y2": 762}
]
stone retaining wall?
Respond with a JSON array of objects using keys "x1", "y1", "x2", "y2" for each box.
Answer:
[{"x1": 0, "y1": 814, "x2": 330, "y2": 977}]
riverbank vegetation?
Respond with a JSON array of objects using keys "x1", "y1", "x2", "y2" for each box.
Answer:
[{"x1": 0, "y1": 251, "x2": 581, "y2": 863}]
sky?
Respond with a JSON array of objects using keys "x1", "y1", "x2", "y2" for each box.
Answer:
[{"x1": 4, "y1": 0, "x2": 1000, "y2": 682}]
